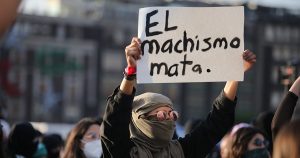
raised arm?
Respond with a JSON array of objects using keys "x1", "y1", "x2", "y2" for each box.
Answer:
[
  {"x1": 223, "y1": 50, "x2": 256, "y2": 101},
  {"x1": 289, "y1": 76, "x2": 300, "y2": 97},
  {"x1": 100, "y1": 37, "x2": 142, "y2": 157},
  {"x1": 272, "y1": 76, "x2": 300, "y2": 139},
  {"x1": 120, "y1": 37, "x2": 141, "y2": 95},
  {"x1": 179, "y1": 50, "x2": 256, "y2": 158}
]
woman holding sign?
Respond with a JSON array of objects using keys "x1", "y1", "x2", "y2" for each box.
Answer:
[{"x1": 100, "y1": 37, "x2": 256, "y2": 158}]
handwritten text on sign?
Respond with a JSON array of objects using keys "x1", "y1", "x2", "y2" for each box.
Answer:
[{"x1": 137, "y1": 7, "x2": 244, "y2": 83}]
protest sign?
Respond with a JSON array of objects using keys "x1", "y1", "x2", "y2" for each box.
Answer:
[{"x1": 137, "y1": 6, "x2": 244, "y2": 83}]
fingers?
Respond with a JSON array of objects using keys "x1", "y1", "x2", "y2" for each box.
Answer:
[
  {"x1": 126, "y1": 47, "x2": 141, "y2": 60},
  {"x1": 125, "y1": 37, "x2": 142, "y2": 60},
  {"x1": 131, "y1": 37, "x2": 141, "y2": 45},
  {"x1": 125, "y1": 37, "x2": 142, "y2": 67},
  {"x1": 130, "y1": 37, "x2": 142, "y2": 55},
  {"x1": 243, "y1": 50, "x2": 256, "y2": 63}
]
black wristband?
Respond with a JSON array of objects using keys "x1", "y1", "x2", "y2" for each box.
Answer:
[{"x1": 123, "y1": 71, "x2": 136, "y2": 81}]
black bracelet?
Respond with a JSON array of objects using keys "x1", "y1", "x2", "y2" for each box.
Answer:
[{"x1": 123, "y1": 71, "x2": 136, "y2": 81}]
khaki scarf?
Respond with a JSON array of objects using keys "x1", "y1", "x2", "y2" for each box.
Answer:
[{"x1": 129, "y1": 92, "x2": 185, "y2": 158}]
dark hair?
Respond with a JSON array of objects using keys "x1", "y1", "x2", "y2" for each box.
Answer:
[
  {"x1": 252, "y1": 111, "x2": 274, "y2": 153},
  {"x1": 273, "y1": 120, "x2": 300, "y2": 158},
  {"x1": 7, "y1": 122, "x2": 40, "y2": 157},
  {"x1": 43, "y1": 133, "x2": 64, "y2": 158},
  {"x1": 63, "y1": 117, "x2": 101, "y2": 158},
  {"x1": 221, "y1": 126, "x2": 266, "y2": 158}
]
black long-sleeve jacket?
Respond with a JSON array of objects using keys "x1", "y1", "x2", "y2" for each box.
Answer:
[
  {"x1": 272, "y1": 91, "x2": 298, "y2": 139},
  {"x1": 100, "y1": 87, "x2": 237, "y2": 158}
]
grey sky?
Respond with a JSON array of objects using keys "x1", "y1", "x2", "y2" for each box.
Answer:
[{"x1": 200, "y1": 0, "x2": 300, "y2": 10}]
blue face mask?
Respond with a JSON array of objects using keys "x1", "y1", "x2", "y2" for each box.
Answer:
[
  {"x1": 242, "y1": 148, "x2": 270, "y2": 158},
  {"x1": 32, "y1": 143, "x2": 48, "y2": 158}
]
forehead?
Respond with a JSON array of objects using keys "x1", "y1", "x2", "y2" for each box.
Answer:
[
  {"x1": 252, "y1": 133, "x2": 264, "y2": 139},
  {"x1": 152, "y1": 106, "x2": 172, "y2": 112},
  {"x1": 84, "y1": 124, "x2": 100, "y2": 135}
]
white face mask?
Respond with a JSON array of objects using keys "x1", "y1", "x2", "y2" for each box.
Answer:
[{"x1": 82, "y1": 139, "x2": 102, "y2": 158}]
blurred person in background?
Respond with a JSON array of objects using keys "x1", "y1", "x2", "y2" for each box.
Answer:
[
  {"x1": 205, "y1": 111, "x2": 274, "y2": 158},
  {"x1": 7, "y1": 122, "x2": 47, "y2": 158},
  {"x1": 220, "y1": 123, "x2": 270, "y2": 158},
  {"x1": 272, "y1": 76, "x2": 300, "y2": 139},
  {"x1": 0, "y1": 0, "x2": 20, "y2": 37},
  {"x1": 273, "y1": 120, "x2": 300, "y2": 158},
  {"x1": 100, "y1": 37, "x2": 256, "y2": 158},
  {"x1": 0, "y1": 1, "x2": 20, "y2": 157},
  {"x1": 63, "y1": 117, "x2": 102, "y2": 158},
  {"x1": 43, "y1": 133, "x2": 64, "y2": 158},
  {"x1": 271, "y1": 76, "x2": 300, "y2": 158},
  {"x1": 0, "y1": 0, "x2": 22, "y2": 98},
  {"x1": 251, "y1": 111, "x2": 274, "y2": 154}
]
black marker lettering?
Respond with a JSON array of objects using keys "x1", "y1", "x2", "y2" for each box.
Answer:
[
  {"x1": 165, "y1": 10, "x2": 178, "y2": 32},
  {"x1": 183, "y1": 31, "x2": 194, "y2": 52},
  {"x1": 213, "y1": 37, "x2": 228, "y2": 49},
  {"x1": 150, "y1": 62, "x2": 168, "y2": 76},
  {"x1": 141, "y1": 40, "x2": 160, "y2": 55},
  {"x1": 192, "y1": 64, "x2": 202, "y2": 74},
  {"x1": 202, "y1": 37, "x2": 211, "y2": 52},
  {"x1": 168, "y1": 64, "x2": 178, "y2": 76},
  {"x1": 180, "y1": 54, "x2": 193, "y2": 75},
  {"x1": 230, "y1": 37, "x2": 240, "y2": 48},
  {"x1": 146, "y1": 10, "x2": 163, "y2": 37},
  {"x1": 161, "y1": 39, "x2": 173, "y2": 53}
]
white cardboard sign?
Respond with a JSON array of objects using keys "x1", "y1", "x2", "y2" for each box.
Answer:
[{"x1": 137, "y1": 7, "x2": 244, "y2": 83}]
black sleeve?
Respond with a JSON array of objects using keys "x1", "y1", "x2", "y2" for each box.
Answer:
[
  {"x1": 178, "y1": 90, "x2": 236, "y2": 158},
  {"x1": 271, "y1": 91, "x2": 298, "y2": 140},
  {"x1": 100, "y1": 86, "x2": 135, "y2": 158}
]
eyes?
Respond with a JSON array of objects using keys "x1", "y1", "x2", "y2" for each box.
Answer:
[
  {"x1": 253, "y1": 138, "x2": 269, "y2": 148},
  {"x1": 82, "y1": 132, "x2": 100, "y2": 143},
  {"x1": 142, "y1": 110, "x2": 179, "y2": 121}
]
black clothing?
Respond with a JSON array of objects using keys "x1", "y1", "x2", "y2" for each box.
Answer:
[
  {"x1": 272, "y1": 91, "x2": 298, "y2": 139},
  {"x1": 100, "y1": 87, "x2": 237, "y2": 158}
]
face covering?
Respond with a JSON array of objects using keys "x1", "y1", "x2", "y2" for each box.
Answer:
[
  {"x1": 32, "y1": 143, "x2": 48, "y2": 158},
  {"x1": 142, "y1": 119, "x2": 175, "y2": 142},
  {"x1": 82, "y1": 139, "x2": 102, "y2": 158},
  {"x1": 131, "y1": 109, "x2": 176, "y2": 148},
  {"x1": 242, "y1": 148, "x2": 270, "y2": 158}
]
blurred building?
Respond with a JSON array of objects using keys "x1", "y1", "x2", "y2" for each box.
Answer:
[
  {"x1": 249, "y1": 6, "x2": 300, "y2": 118},
  {"x1": 1, "y1": 0, "x2": 300, "y2": 124}
]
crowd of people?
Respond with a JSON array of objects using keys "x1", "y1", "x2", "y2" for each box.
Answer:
[
  {"x1": 1, "y1": 36, "x2": 300, "y2": 158},
  {"x1": 1, "y1": 1, "x2": 300, "y2": 157}
]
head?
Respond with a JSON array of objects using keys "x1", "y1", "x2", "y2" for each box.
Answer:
[
  {"x1": 7, "y1": 122, "x2": 47, "y2": 158},
  {"x1": 220, "y1": 123, "x2": 270, "y2": 158},
  {"x1": 252, "y1": 111, "x2": 274, "y2": 153},
  {"x1": 273, "y1": 120, "x2": 300, "y2": 158},
  {"x1": 42, "y1": 134, "x2": 64, "y2": 158},
  {"x1": 130, "y1": 92, "x2": 178, "y2": 148},
  {"x1": 63, "y1": 117, "x2": 102, "y2": 158}
]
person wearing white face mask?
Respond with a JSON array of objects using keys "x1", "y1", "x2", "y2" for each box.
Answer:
[
  {"x1": 82, "y1": 138, "x2": 102, "y2": 158},
  {"x1": 63, "y1": 117, "x2": 103, "y2": 158}
]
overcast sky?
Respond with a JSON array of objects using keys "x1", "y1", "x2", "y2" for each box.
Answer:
[
  {"x1": 201, "y1": 0, "x2": 300, "y2": 10},
  {"x1": 19, "y1": 0, "x2": 300, "y2": 17}
]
